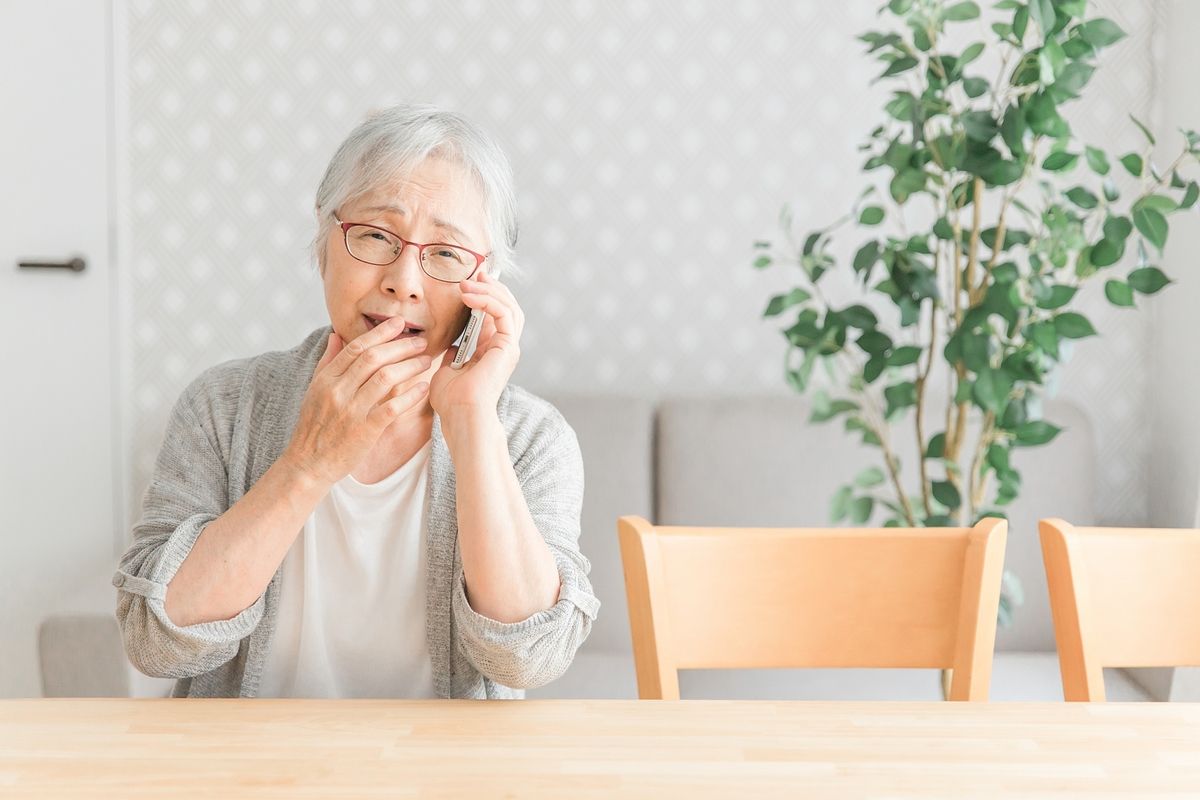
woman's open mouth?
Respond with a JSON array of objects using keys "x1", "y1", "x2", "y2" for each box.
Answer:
[{"x1": 364, "y1": 315, "x2": 423, "y2": 337}]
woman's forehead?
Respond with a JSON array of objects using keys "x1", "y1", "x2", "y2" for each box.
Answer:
[{"x1": 348, "y1": 163, "x2": 487, "y2": 243}]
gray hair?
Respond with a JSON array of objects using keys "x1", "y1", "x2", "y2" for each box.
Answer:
[{"x1": 311, "y1": 104, "x2": 521, "y2": 281}]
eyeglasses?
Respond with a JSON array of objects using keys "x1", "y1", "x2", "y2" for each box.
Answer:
[{"x1": 334, "y1": 215, "x2": 489, "y2": 283}]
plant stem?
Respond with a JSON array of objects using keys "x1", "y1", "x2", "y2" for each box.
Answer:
[
  {"x1": 948, "y1": 180, "x2": 982, "y2": 480},
  {"x1": 880, "y1": 433, "x2": 918, "y2": 527},
  {"x1": 968, "y1": 411, "x2": 996, "y2": 522},
  {"x1": 915, "y1": 295, "x2": 937, "y2": 518}
]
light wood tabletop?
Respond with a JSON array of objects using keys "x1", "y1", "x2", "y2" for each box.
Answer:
[{"x1": 2, "y1": 699, "x2": 1199, "y2": 798}]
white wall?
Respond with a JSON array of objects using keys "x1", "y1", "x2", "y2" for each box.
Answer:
[
  {"x1": 1150, "y1": 0, "x2": 1200, "y2": 530},
  {"x1": 1142, "y1": 0, "x2": 1200, "y2": 703},
  {"x1": 120, "y1": 0, "x2": 1163, "y2": 544}
]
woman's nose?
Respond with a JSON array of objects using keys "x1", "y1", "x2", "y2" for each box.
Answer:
[{"x1": 381, "y1": 244, "x2": 425, "y2": 295}]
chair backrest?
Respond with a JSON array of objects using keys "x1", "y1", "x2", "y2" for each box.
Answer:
[
  {"x1": 618, "y1": 515, "x2": 1007, "y2": 700},
  {"x1": 1039, "y1": 518, "x2": 1200, "y2": 701}
]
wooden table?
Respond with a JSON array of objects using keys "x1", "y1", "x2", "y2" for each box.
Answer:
[{"x1": 2, "y1": 699, "x2": 1199, "y2": 797}]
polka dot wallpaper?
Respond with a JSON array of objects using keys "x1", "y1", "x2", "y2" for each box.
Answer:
[{"x1": 122, "y1": 0, "x2": 1165, "y2": 530}]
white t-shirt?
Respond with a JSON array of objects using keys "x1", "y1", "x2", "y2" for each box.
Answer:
[{"x1": 257, "y1": 440, "x2": 438, "y2": 698}]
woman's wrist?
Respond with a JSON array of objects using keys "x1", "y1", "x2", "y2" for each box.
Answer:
[{"x1": 440, "y1": 406, "x2": 502, "y2": 452}]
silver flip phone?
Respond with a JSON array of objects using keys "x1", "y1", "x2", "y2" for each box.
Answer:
[{"x1": 450, "y1": 307, "x2": 485, "y2": 369}]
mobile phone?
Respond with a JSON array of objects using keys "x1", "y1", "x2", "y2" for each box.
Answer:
[{"x1": 450, "y1": 307, "x2": 485, "y2": 369}]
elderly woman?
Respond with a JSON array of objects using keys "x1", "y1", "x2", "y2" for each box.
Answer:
[{"x1": 113, "y1": 104, "x2": 598, "y2": 699}]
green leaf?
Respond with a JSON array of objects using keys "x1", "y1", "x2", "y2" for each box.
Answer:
[
  {"x1": 1133, "y1": 205, "x2": 1168, "y2": 251},
  {"x1": 962, "y1": 110, "x2": 998, "y2": 142},
  {"x1": 859, "y1": 206, "x2": 886, "y2": 225},
  {"x1": 1000, "y1": 105, "x2": 1027, "y2": 157},
  {"x1": 1136, "y1": 194, "x2": 1179, "y2": 215},
  {"x1": 831, "y1": 485, "x2": 853, "y2": 522},
  {"x1": 890, "y1": 168, "x2": 927, "y2": 202},
  {"x1": 933, "y1": 217, "x2": 955, "y2": 240},
  {"x1": 1084, "y1": 146, "x2": 1110, "y2": 175},
  {"x1": 1038, "y1": 38, "x2": 1066, "y2": 84},
  {"x1": 888, "y1": 0, "x2": 913, "y2": 13},
  {"x1": 1129, "y1": 113, "x2": 1156, "y2": 146},
  {"x1": 926, "y1": 432, "x2": 946, "y2": 459},
  {"x1": 888, "y1": 346, "x2": 922, "y2": 366},
  {"x1": 932, "y1": 480, "x2": 962, "y2": 510},
  {"x1": 1035, "y1": 284, "x2": 1078, "y2": 310},
  {"x1": 1128, "y1": 267, "x2": 1171, "y2": 295},
  {"x1": 1102, "y1": 176, "x2": 1120, "y2": 202},
  {"x1": 943, "y1": 1, "x2": 981, "y2": 21},
  {"x1": 992, "y1": 262, "x2": 1019, "y2": 282},
  {"x1": 1078, "y1": 18, "x2": 1127, "y2": 48},
  {"x1": 1182, "y1": 182, "x2": 1200, "y2": 210},
  {"x1": 753, "y1": 255, "x2": 771, "y2": 268},
  {"x1": 972, "y1": 367, "x2": 1013, "y2": 414},
  {"x1": 802, "y1": 232, "x2": 822, "y2": 256},
  {"x1": 855, "y1": 466, "x2": 886, "y2": 488},
  {"x1": 1025, "y1": 92, "x2": 1067, "y2": 137},
  {"x1": 1065, "y1": 186, "x2": 1098, "y2": 209},
  {"x1": 1014, "y1": 420, "x2": 1062, "y2": 447},
  {"x1": 848, "y1": 496, "x2": 875, "y2": 525},
  {"x1": 981, "y1": 159, "x2": 1023, "y2": 186},
  {"x1": 1027, "y1": 321, "x2": 1059, "y2": 358},
  {"x1": 1042, "y1": 151, "x2": 1078, "y2": 171},
  {"x1": 811, "y1": 398, "x2": 860, "y2": 423},
  {"x1": 1090, "y1": 238, "x2": 1123, "y2": 268},
  {"x1": 763, "y1": 288, "x2": 811, "y2": 317},
  {"x1": 853, "y1": 241, "x2": 881, "y2": 272},
  {"x1": 1105, "y1": 279, "x2": 1135, "y2": 307},
  {"x1": 858, "y1": 330, "x2": 893, "y2": 355},
  {"x1": 839, "y1": 304, "x2": 879, "y2": 329},
  {"x1": 1104, "y1": 215, "x2": 1133, "y2": 243},
  {"x1": 1119, "y1": 152, "x2": 1144, "y2": 177},
  {"x1": 963, "y1": 77, "x2": 989, "y2": 98},
  {"x1": 1050, "y1": 61, "x2": 1095, "y2": 100},
  {"x1": 879, "y1": 57, "x2": 919, "y2": 79},
  {"x1": 863, "y1": 355, "x2": 886, "y2": 384},
  {"x1": 959, "y1": 42, "x2": 985, "y2": 68},
  {"x1": 1054, "y1": 312, "x2": 1097, "y2": 339},
  {"x1": 884, "y1": 381, "x2": 918, "y2": 416},
  {"x1": 986, "y1": 444, "x2": 1010, "y2": 473},
  {"x1": 1027, "y1": 0, "x2": 1055, "y2": 34},
  {"x1": 885, "y1": 92, "x2": 915, "y2": 121}
]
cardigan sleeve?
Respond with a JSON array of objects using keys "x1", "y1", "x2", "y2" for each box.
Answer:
[
  {"x1": 450, "y1": 414, "x2": 600, "y2": 689},
  {"x1": 112, "y1": 383, "x2": 265, "y2": 679}
]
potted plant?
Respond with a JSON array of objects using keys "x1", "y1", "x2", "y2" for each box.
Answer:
[{"x1": 754, "y1": 0, "x2": 1199, "y2": 628}]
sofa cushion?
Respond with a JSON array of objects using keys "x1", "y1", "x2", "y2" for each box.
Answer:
[{"x1": 542, "y1": 394, "x2": 654, "y2": 654}]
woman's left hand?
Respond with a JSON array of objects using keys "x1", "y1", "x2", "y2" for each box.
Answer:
[{"x1": 428, "y1": 269, "x2": 524, "y2": 418}]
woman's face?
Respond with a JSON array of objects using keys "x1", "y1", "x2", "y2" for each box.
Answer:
[{"x1": 322, "y1": 156, "x2": 490, "y2": 365}]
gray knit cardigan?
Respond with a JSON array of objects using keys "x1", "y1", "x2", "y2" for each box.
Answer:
[{"x1": 113, "y1": 325, "x2": 599, "y2": 698}]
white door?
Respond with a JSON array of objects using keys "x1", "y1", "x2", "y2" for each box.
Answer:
[{"x1": 0, "y1": 0, "x2": 117, "y2": 697}]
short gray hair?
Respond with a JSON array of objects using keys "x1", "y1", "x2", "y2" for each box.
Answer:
[{"x1": 311, "y1": 104, "x2": 521, "y2": 281}]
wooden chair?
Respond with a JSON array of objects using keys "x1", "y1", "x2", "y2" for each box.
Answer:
[
  {"x1": 617, "y1": 515, "x2": 1007, "y2": 701},
  {"x1": 1040, "y1": 518, "x2": 1200, "y2": 701}
]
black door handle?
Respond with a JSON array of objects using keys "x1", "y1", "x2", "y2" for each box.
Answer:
[{"x1": 18, "y1": 257, "x2": 86, "y2": 272}]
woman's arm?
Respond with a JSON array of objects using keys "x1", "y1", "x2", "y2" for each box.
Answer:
[{"x1": 442, "y1": 408, "x2": 561, "y2": 623}]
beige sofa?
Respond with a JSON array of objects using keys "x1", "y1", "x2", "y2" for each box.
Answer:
[{"x1": 39, "y1": 394, "x2": 1153, "y2": 700}]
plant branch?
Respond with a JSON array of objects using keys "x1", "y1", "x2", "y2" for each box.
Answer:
[
  {"x1": 915, "y1": 290, "x2": 937, "y2": 518},
  {"x1": 968, "y1": 411, "x2": 996, "y2": 522}
]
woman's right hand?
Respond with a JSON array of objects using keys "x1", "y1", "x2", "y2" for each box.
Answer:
[{"x1": 284, "y1": 317, "x2": 432, "y2": 486}]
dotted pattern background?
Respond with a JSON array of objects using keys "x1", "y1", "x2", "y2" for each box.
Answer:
[{"x1": 123, "y1": 0, "x2": 1163, "y2": 530}]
